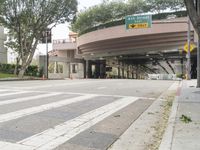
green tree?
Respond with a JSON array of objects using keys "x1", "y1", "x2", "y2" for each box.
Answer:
[
  {"x1": 71, "y1": 0, "x2": 185, "y2": 34},
  {"x1": 71, "y1": 0, "x2": 129, "y2": 33},
  {"x1": 146, "y1": 0, "x2": 185, "y2": 13},
  {"x1": 0, "y1": 0, "x2": 77, "y2": 78}
]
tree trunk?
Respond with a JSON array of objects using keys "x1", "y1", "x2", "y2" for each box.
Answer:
[
  {"x1": 184, "y1": 0, "x2": 200, "y2": 36},
  {"x1": 17, "y1": 39, "x2": 39, "y2": 78},
  {"x1": 18, "y1": 66, "x2": 26, "y2": 78}
]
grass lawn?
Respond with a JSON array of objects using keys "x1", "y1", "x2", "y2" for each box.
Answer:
[{"x1": 0, "y1": 73, "x2": 17, "y2": 78}]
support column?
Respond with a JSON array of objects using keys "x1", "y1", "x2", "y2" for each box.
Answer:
[
  {"x1": 127, "y1": 65, "x2": 129, "y2": 79},
  {"x1": 122, "y1": 61, "x2": 125, "y2": 79},
  {"x1": 85, "y1": 60, "x2": 92, "y2": 78},
  {"x1": 132, "y1": 65, "x2": 134, "y2": 79},
  {"x1": 118, "y1": 60, "x2": 121, "y2": 79},
  {"x1": 100, "y1": 60, "x2": 106, "y2": 78},
  {"x1": 136, "y1": 65, "x2": 139, "y2": 79}
]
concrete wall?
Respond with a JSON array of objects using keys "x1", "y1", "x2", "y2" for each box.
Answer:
[
  {"x1": 0, "y1": 27, "x2": 7, "y2": 63},
  {"x1": 39, "y1": 55, "x2": 84, "y2": 79}
]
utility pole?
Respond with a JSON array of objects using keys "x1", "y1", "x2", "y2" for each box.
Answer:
[
  {"x1": 186, "y1": 17, "x2": 191, "y2": 80},
  {"x1": 46, "y1": 29, "x2": 49, "y2": 79}
]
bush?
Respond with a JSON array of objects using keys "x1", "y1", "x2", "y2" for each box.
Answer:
[{"x1": 0, "y1": 63, "x2": 42, "y2": 77}]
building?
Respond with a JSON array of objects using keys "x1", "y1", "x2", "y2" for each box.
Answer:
[
  {"x1": 45, "y1": 32, "x2": 84, "y2": 79},
  {"x1": 0, "y1": 26, "x2": 7, "y2": 63}
]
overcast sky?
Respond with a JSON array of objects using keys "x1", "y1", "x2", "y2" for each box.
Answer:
[{"x1": 51, "y1": 0, "x2": 102, "y2": 40}]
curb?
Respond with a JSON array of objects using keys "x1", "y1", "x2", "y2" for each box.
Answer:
[
  {"x1": 159, "y1": 81, "x2": 182, "y2": 150},
  {"x1": 108, "y1": 82, "x2": 181, "y2": 150}
]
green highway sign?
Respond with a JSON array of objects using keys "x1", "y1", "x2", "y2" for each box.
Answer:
[{"x1": 125, "y1": 15, "x2": 152, "y2": 29}]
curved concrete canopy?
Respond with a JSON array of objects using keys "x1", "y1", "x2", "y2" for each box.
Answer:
[{"x1": 77, "y1": 17, "x2": 195, "y2": 59}]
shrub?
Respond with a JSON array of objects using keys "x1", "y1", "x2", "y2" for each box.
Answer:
[{"x1": 0, "y1": 63, "x2": 42, "y2": 77}]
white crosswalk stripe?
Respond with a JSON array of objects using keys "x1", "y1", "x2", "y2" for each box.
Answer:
[
  {"x1": 0, "y1": 94, "x2": 97, "y2": 123},
  {"x1": 18, "y1": 97, "x2": 139, "y2": 149},
  {"x1": 0, "y1": 91, "x2": 30, "y2": 97},
  {"x1": 0, "y1": 92, "x2": 62, "y2": 106},
  {"x1": 0, "y1": 88, "x2": 141, "y2": 150}
]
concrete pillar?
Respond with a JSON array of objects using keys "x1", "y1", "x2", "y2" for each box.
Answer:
[
  {"x1": 95, "y1": 61, "x2": 100, "y2": 78},
  {"x1": 127, "y1": 65, "x2": 129, "y2": 79},
  {"x1": 132, "y1": 65, "x2": 134, "y2": 79},
  {"x1": 85, "y1": 60, "x2": 92, "y2": 78},
  {"x1": 100, "y1": 60, "x2": 106, "y2": 78},
  {"x1": 122, "y1": 61, "x2": 125, "y2": 79},
  {"x1": 136, "y1": 65, "x2": 139, "y2": 79},
  {"x1": 118, "y1": 60, "x2": 121, "y2": 78}
]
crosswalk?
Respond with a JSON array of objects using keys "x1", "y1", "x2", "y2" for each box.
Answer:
[{"x1": 0, "y1": 89, "x2": 142, "y2": 150}]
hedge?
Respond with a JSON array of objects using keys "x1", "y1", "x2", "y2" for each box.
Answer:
[
  {"x1": 0, "y1": 63, "x2": 43, "y2": 77},
  {"x1": 79, "y1": 11, "x2": 187, "y2": 36}
]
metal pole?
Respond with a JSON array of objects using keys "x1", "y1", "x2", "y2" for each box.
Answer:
[
  {"x1": 46, "y1": 30, "x2": 48, "y2": 79},
  {"x1": 186, "y1": 17, "x2": 191, "y2": 80},
  {"x1": 196, "y1": 0, "x2": 200, "y2": 87}
]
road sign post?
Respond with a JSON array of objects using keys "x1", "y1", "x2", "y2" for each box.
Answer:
[{"x1": 125, "y1": 15, "x2": 152, "y2": 30}]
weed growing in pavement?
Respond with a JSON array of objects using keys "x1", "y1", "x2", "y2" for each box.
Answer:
[{"x1": 180, "y1": 115, "x2": 192, "y2": 123}]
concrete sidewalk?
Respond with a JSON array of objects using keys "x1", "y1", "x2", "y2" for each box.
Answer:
[
  {"x1": 160, "y1": 80, "x2": 200, "y2": 150},
  {"x1": 108, "y1": 80, "x2": 200, "y2": 150}
]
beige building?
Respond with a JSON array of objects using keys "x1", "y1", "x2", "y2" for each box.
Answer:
[
  {"x1": 0, "y1": 26, "x2": 7, "y2": 63},
  {"x1": 47, "y1": 32, "x2": 84, "y2": 79}
]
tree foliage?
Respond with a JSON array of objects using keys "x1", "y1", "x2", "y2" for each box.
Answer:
[
  {"x1": 71, "y1": 0, "x2": 185, "y2": 34},
  {"x1": 0, "y1": 0, "x2": 77, "y2": 77},
  {"x1": 146, "y1": 0, "x2": 185, "y2": 13}
]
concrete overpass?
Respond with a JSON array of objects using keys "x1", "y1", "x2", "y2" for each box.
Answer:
[
  {"x1": 75, "y1": 17, "x2": 197, "y2": 79},
  {"x1": 77, "y1": 17, "x2": 196, "y2": 58}
]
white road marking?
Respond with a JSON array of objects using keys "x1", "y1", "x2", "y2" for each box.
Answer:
[
  {"x1": 0, "y1": 94, "x2": 97, "y2": 123},
  {"x1": 0, "y1": 141, "x2": 34, "y2": 150},
  {"x1": 28, "y1": 90, "x2": 156, "y2": 100},
  {"x1": 97, "y1": 87, "x2": 107, "y2": 90},
  {"x1": 167, "y1": 82, "x2": 179, "y2": 91},
  {"x1": 2, "y1": 80, "x2": 105, "y2": 90},
  {"x1": 18, "y1": 97, "x2": 139, "y2": 149},
  {"x1": 0, "y1": 89, "x2": 9, "y2": 92},
  {"x1": 0, "y1": 93, "x2": 62, "y2": 106},
  {"x1": 0, "y1": 91, "x2": 30, "y2": 97}
]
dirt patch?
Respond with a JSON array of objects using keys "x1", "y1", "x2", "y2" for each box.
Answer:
[{"x1": 147, "y1": 92, "x2": 176, "y2": 150}]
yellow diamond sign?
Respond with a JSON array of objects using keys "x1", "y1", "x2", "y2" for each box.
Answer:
[{"x1": 184, "y1": 43, "x2": 196, "y2": 53}]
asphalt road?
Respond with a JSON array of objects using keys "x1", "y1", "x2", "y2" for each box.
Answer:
[{"x1": 0, "y1": 79, "x2": 175, "y2": 150}]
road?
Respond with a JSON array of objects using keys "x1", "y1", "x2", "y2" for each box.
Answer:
[{"x1": 0, "y1": 79, "x2": 175, "y2": 150}]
